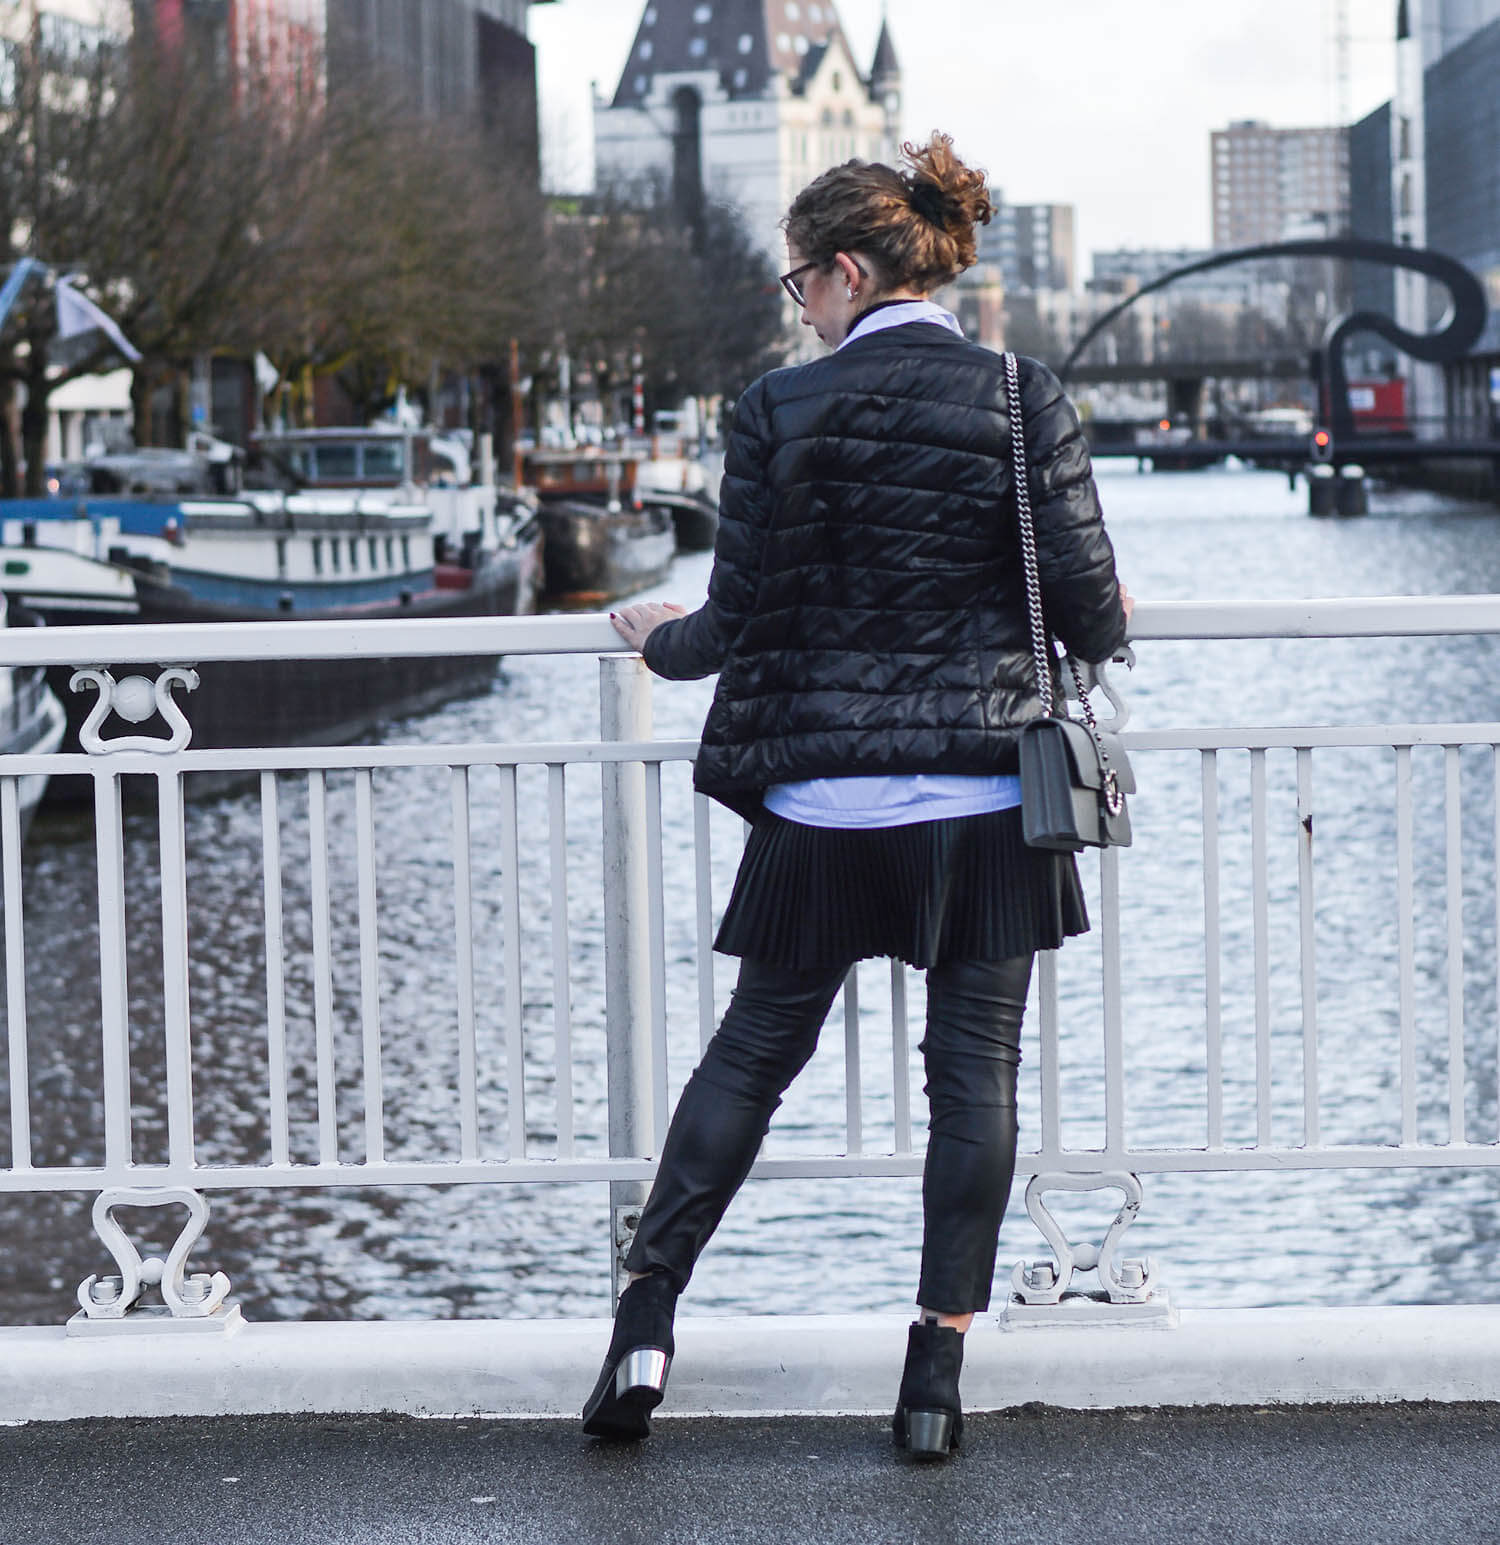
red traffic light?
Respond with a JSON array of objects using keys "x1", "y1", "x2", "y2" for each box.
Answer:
[
  {"x1": 1310, "y1": 427, "x2": 1334, "y2": 462},
  {"x1": 1313, "y1": 430, "x2": 1331, "y2": 448}
]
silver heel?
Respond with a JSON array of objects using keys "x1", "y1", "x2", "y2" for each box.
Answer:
[
  {"x1": 904, "y1": 1409, "x2": 954, "y2": 1457},
  {"x1": 616, "y1": 1347, "x2": 671, "y2": 1396}
]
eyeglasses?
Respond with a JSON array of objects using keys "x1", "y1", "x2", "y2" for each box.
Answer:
[
  {"x1": 780, "y1": 257, "x2": 866, "y2": 307},
  {"x1": 779, "y1": 260, "x2": 822, "y2": 307}
]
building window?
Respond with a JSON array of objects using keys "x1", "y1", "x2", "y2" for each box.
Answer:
[
  {"x1": 644, "y1": 5, "x2": 657, "y2": 22},
  {"x1": 689, "y1": 36, "x2": 707, "y2": 56},
  {"x1": 733, "y1": 67, "x2": 748, "y2": 88},
  {"x1": 794, "y1": 34, "x2": 808, "y2": 53},
  {"x1": 639, "y1": 40, "x2": 653, "y2": 59},
  {"x1": 831, "y1": 70, "x2": 841, "y2": 90},
  {"x1": 777, "y1": 32, "x2": 790, "y2": 50},
  {"x1": 694, "y1": 2, "x2": 711, "y2": 20},
  {"x1": 635, "y1": 75, "x2": 647, "y2": 93},
  {"x1": 786, "y1": 0, "x2": 800, "y2": 15},
  {"x1": 738, "y1": 32, "x2": 753, "y2": 53}
]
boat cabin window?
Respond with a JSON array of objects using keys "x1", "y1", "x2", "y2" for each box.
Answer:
[
  {"x1": 312, "y1": 537, "x2": 324, "y2": 575},
  {"x1": 368, "y1": 537, "x2": 379, "y2": 569},
  {"x1": 384, "y1": 536, "x2": 395, "y2": 568},
  {"x1": 363, "y1": 442, "x2": 406, "y2": 480},
  {"x1": 348, "y1": 538, "x2": 360, "y2": 572},
  {"x1": 401, "y1": 536, "x2": 411, "y2": 569},
  {"x1": 315, "y1": 444, "x2": 359, "y2": 482},
  {"x1": 276, "y1": 538, "x2": 288, "y2": 580},
  {"x1": 331, "y1": 540, "x2": 342, "y2": 574}
]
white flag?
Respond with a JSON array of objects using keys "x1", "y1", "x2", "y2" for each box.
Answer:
[{"x1": 55, "y1": 277, "x2": 142, "y2": 364}]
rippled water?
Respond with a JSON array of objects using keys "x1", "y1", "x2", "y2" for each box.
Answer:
[{"x1": 6, "y1": 463, "x2": 1500, "y2": 1325}]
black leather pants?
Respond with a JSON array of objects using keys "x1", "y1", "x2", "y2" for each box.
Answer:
[{"x1": 624, "y1": 953, "x2": 1031, "y2": 1315}]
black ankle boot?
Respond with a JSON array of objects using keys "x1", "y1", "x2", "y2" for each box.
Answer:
[
  {"x1": 581, "y1": 1273, "x2": 680, "y2": 1440},
  {"x1": 892, "y1": 1320, "x2": 965, "y2": 1458}
]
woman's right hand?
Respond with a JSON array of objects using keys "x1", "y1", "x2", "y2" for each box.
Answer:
[{"x1": 610, "y1": 601, "x2": 687, "y2": 652}]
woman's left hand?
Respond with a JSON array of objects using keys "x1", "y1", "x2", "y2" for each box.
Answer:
[{"x1": 610, "y1": 602, "x2": 688, "y2": 652}]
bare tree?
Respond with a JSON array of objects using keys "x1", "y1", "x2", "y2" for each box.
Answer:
[{"x1": 0, "y1": 20, "x2": 122, "y2": 491}]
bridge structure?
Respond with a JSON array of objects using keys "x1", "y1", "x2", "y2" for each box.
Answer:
[
  {"x1": 0, "y1": 601, "x2": 1494, "y2": 1451},
  {"x1": 1055, "y1": 239, "x2": 1497, "y2": 477}
]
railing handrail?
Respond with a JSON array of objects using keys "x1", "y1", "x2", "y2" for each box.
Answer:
[{"x1": 0, "y1": 594, "x2": 1496, "y2": 667}]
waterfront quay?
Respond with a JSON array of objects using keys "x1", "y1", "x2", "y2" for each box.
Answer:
[
  {"x1": 3, "y1": 472, "x2": 1500, "y2": 1538},
  {"x1": 8, "y1": 1403, "x2": 1500, "y2": 1545}
]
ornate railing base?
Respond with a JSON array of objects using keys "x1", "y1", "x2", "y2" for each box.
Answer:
[
  {"x1": 1003, "y1": 1172, "x2": 1175, "y2": 1328},
  {"x1": 1000, "y1": 1286, "x2": 1177, "y2": 1330},
  {"x1": 66, "y1": 1301, "x2": 245, "y2": 1338},
  {"x1": 69, "y1": 1188, "x2": 240, "y2": 1335}
]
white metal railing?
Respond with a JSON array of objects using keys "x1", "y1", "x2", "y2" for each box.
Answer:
[{"x1": 0, "y1": 598, "x2": 1498, "y2": 1324}]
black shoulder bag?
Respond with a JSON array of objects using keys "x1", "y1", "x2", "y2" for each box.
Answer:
[{"x1": 1002, "y1": 350, "x2": 1135, "y2": 851}]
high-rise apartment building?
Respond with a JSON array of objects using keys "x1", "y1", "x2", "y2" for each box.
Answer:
[
  {"x1": 977, "y1": 200, "x2": 1075, "y2": 293},
  {"x1": 1210, "y1": 121, "x2": 1349, "y2": 249}
]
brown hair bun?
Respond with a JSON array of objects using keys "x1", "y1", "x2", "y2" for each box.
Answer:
[
  {"x1": 902, "y1": 133, "x2": 995, "y2": 266},
  {"x1": 782, "y1": 131, "x2": 994, "y2": 296}
]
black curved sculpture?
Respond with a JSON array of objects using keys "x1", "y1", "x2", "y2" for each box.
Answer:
[{"x1": 1060, "y1": 239, "x2": 1488, "y2": 441}]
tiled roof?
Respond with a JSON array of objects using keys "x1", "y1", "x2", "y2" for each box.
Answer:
[{"x1": 611, "y1": 0, "x2": 854, "y2": 108}]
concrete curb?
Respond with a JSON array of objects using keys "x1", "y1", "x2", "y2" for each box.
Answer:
[{"x1": 3, "y1": 1305, "x2": 1500, "y2": 1423}]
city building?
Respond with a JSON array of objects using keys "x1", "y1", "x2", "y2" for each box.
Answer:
[
  {"x1": 1210, "y1": 120, "x2": 1349, "y2": 249},
  {"x1": 0, "y1": 0, "x2": 130, "y2": 49},
  {"x1": 1347, "y1": 101, "x2": 1396, "y2": 374},
  {"x1": 1403, "y1": 0, "x2": 1500, "y2": 63},
  {"x1": 939, "y1": 261, "x2": 1004, "y2": 351},
  {"x1": 327, "y1": 0, "x2": 549, "y2": 166},
  {"x1": 593, "y1": 0, "x2": 902, "y2": 259},
  {"x1": 978, "y1": 201, "x2": 1075, "y2": 294},
  {"x1": 1422, "y1": 10, "x2": 1500, "y2": 426},
  {"x1": 1348, "y1": 2, "x2": 1500, "y2": 437},
  {"x1": 128, "y1": 2, "x2": 550, "y2": 169},
  {"x1": 1090, "y1": 248, "x2": 1286, "y2": 311}
]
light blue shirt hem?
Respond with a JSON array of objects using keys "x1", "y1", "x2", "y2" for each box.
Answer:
[{"x1": 764, "y1": 775, "x2": 1022, "y2": 830}]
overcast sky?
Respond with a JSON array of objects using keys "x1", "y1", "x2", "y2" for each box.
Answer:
[{"x1": 530, "y1": 0, "x2": 1399, "y2": 266}]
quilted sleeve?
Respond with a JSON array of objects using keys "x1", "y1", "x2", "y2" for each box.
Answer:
[
  {"x1": 642, "y1": 377, "x2": 773, "y2": 681},
  {"x1": 1017, "y1": 356, "x2": 1128, "y2": 665}
]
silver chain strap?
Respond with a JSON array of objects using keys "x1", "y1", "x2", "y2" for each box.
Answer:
[{"x1": 1002, "y1": 352, "x2": 1122, "y2": 815}]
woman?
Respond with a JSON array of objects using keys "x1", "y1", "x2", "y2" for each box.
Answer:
[{"x1": 584, "y1": 133, "x2": 1131, "y2": 1458}]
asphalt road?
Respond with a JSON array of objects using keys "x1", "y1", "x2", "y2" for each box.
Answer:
[{"x1": 3, "y1": 1403, "x2": 1500, "y2": 1545}]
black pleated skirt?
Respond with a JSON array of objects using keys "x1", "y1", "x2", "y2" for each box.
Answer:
[{"x1": 713, "y1": 806, "x2": 1089, "y2": 970}]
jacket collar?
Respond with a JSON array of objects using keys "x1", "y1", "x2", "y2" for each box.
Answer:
[{"x1": 838, "y1": 299, "x2": 965, "y2": 351}]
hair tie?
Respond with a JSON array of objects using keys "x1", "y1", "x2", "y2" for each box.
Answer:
[{"x1": 908, "y1": 180, "x2": 948, "y2": 227}]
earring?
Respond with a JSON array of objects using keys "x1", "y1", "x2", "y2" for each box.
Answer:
[{"x1": 847, "y1": 286, "x2": 856, "y2": 300}]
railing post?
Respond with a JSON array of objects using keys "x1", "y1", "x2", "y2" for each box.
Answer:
[{"x1": 600, "y1": 653, "x2": 655, "y2": 1302}]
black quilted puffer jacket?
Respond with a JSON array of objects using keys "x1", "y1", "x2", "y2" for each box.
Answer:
[{"x1": 643, "y1": 324, "x2": 1128, "y2": 818}]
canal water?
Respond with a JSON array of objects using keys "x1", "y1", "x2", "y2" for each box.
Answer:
[{"x1": 5, "y1": 462, "x2": 1500, "y2": 1326}]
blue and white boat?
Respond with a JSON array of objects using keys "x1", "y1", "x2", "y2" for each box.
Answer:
[{"x1": 0, "y1": 430, "x2": 543, "y2": 756}]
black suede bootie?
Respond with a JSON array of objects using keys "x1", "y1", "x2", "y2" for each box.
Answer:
[
  {"x1": 581, "y1": 1273, "x2": 679, "y2": 1440},
  {"x1": 892, "y1": 1320, "x2": 965, "y2": 1458}
]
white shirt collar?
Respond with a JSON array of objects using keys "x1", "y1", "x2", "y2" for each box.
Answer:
[{"x1": 837, "y1": 299, "x2": 965, "y2": 351}]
